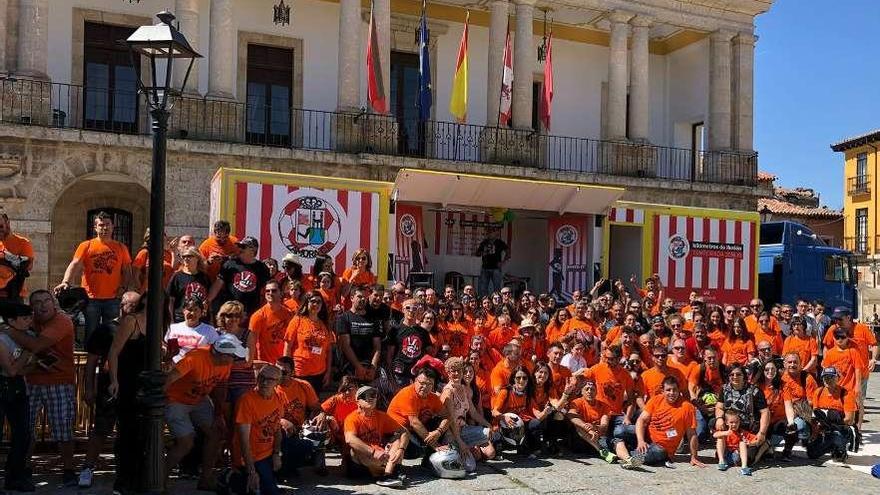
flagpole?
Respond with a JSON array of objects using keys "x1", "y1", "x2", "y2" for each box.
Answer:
[{"x1": 493, "y1": 18, "x2": 509, "y2": 160}]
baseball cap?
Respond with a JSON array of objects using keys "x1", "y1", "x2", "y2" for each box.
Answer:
[
  {"x1": 212, "y1": 333, "x2": 248, "y2": 359},
  {"x1": 356, "y1": 385, "x2": 378, "y2": 400},
  {"x1": 820, "y1": 367, "x2": 839, "y2": 379},
  {"x1": 831, "y1": 306, "x2": 852, "y2": 319},
  {"x1": 236, "y1": 236, "x2": 259, "y2": 250},
  {"x1": 651, "y1": 315, "x2": 665, "y2": 325}
]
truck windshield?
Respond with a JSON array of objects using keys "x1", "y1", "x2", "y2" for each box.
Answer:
[
  {"x1": 824, "y1": 255, "x2": 851, "y2": 283},
  {"x1": 759, "y1": 224, "x2": 784, "y2": 245}
]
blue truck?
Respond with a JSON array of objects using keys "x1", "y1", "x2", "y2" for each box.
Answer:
[{"x1": 758, "y1": 221, "x2": 857, "y2": 314}]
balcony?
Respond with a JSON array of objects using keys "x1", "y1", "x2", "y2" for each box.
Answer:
[
  {"x1": 0, "y1": 79, "x2": 758, "y2": 187},
  {"x1": 848, "y1": 175, "x2": 871, "y2": 196},
  {"x1": 845, "y1": 236, "x2": 870, "y2": 256}
]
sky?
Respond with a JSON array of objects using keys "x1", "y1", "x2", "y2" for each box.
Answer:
[{"x1": 754, "y1": 0, "x2": 880, "y2": 210}]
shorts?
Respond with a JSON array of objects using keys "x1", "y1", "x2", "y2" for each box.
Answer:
[
  {"x1": 165, "y1": 398, "x2": 214, "y2": 438},
  {"x1": 724, "y1": 446, "x2": 757, "y2": 466},
  {"x1": 28, "y1": 383, "x2": 75, "y2": 442},
  {"x1": 460, "y1": 425, "x2": 490, "y2": 447}
]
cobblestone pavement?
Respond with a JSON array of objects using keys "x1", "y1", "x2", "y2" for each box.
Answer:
[{"x1": 21, "y1": 373, "x2": 880, "y2": 494}]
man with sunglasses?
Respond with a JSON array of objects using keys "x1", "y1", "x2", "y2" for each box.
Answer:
[
  {"x1": 344, "y1": 386, "x2": 409, "y2": 487},
  {"x1": 582, "y1": 346, "x2": 637, "y2": 448},
  {"x1": 274, "y1": 356, "x2": 326, "y2": 478},
  {"x1": 386, "y1": 299, "x2": 432, "y2": 386},
  {"x1": 230, "y1": 364, "x2": 284, "y2": 495},
  {"x1": 744, "y1": 298, "x2": 781, "y2": 338},
  {"x1": 388, "y1": 282, "x2": 407, "y2": 323},
  {"x1": 822, "y1": 307, "x2": 876, "y2": 429},
  {"x1": 668, "y1": 338, "x2": 697, "y2": 381},
  {"x1": 208, "y1": 236, "x2": 271, "y2": 324},
  {"x1": 640, "y1": 345, "x2": 687, "y2": 400},
  {"x1": 249, "y1": 280, "x2": 293, "y2": 364},
  {"x1": 821, "y1": 327, "x2": 865, "y2": 404}
]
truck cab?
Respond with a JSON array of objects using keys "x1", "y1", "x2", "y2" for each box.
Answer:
[{"x1": 758, "y1": 221, "x2": 857, "y2": 313}]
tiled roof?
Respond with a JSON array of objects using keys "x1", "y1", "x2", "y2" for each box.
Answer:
[
  {"x1": 757, "y1": 171, "x2": 777, "y2": 182},
  {"x1": 831, "y1": 128, "x2": 880, "y2": 152},
  {"x1": 757, "y1": 198, "x2": 842, "y2": 219}
]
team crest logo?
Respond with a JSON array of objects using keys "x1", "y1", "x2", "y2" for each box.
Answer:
[
  {"x1": 232, "y1": 270, "x2": 257, "y2": 293},
  {"x1": 400, "y1": 214, "x2": 417, "y2": 239},
  {"x1": 555, "y1": 225, "x2": 578, "y2": 247},
  {"x1": 278, "y1": 194, "x2": 345, "y2": 259},
  {"x1": 667, "y1": 234, "x2": 690, "y2": 260}
]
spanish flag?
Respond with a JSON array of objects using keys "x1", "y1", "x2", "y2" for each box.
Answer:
[{"x1": 448, "y1": 11, "x2": 469, "y2": 123}]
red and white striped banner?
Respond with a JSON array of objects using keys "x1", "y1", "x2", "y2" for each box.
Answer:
[
  {"x1": 433, "y1": 211, "x2": 512, "y2": 257},
  {"x1": 652, "y1": 214, "x2": 756, "y2": 305},
  {"x1": 547, "y1": 215, "x2": 589, "y2": 300},
  {"x1": 233, "y1": 182, "x2": 379, "y2": 276},
  {"x1": 608, "y1": 207, "x2": 644, "y2": 224},
  {"x1": 394, "y1": 204, "x2": 428, "y2": 283}
]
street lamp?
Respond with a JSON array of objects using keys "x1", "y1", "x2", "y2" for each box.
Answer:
[
  {"x1": 124, "y1": 11, "x2": 201, "y2": 494},
  {"x1": 759, "y1": 204, "x2": 772, "y2": 223}
]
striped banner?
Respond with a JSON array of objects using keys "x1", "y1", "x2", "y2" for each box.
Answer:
[
  {"x1": 233, "y1": 182, "x2": 379, "y2": 276},
  {"x1": 433, "y1": 211, "x2": 512, "y2": 257},
  {"x1": 547, "y1": 215, "x2": 589, "y2": 300},
  {"x1": 652, "y1": 214, "x2": 756, "y2": 305},
  {"x1": 608, "y1": 207, "x2": 644, "y2": 224},
  {"x1": 394, "y1": 204, "x2": 428, "y2": 283}
]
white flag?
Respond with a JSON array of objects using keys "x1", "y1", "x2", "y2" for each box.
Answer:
[{"x1": 499, "y1": 29, "x2": 513, "y2": 126}]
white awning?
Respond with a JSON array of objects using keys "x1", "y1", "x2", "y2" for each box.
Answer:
[{"x1": 393, "y1": 169, "x2": 624, "y2": 215}]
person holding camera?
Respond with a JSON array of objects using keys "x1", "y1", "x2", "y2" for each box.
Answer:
[{"x1": 0, "y1": 302, "x2": 35, "y2": 491}]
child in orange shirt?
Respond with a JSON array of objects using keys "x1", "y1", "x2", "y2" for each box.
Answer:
[{"x1": 714, "y1": 409, "x2": 759, "y2": 476}]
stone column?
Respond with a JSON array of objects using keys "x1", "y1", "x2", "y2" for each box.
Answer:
[
  {"x1": 15, "y1": 0, "x2": 49, "y2": 80},
  {"x1": 174, "y1": 0, "x2": 200, "y2": 94},
  {"x1": 732, "y1": 32, "x2": 756, "y2": 152},
  {"x1": 0, "y1": 0, "x2": 7, "y2": 75},
  {"x1": 708, "y1": 30, "x2": 734, "y2": 150},
  {"x1": 512, "y1": 0, "x2": 534, "y2": 129},
  {"x1": 336, "y1": 0, "x2": 361, "y2": 111},
  {"x1": 486, "y1": 0, "x2": 509, "y2": 126},
  {"x1": 629, "y1": 15, "x2": 651, "y2": 142},
  {"x1": 207, "y1": 0, "x2": 236, "y2": 99},
  {"x1": 606, "y1": 10, "x2": 632, "y2": 140}
]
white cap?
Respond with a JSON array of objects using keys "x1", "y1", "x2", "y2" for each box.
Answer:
[{"x1": 212, "y1": 333, "x2": 248, "y2": 359}]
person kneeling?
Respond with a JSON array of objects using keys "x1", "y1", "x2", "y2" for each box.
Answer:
[
  {"x1": 566, "y1": 379, "x2": 616, "y2": 463},
  {"x1": 714, "y1": 409, "x2": 759, "y2": 476},
  {"x1": 344, "y1": 386, "x2": 409, "y2": 488}
]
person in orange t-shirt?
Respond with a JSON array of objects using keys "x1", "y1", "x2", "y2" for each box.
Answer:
[
  {"x1": 344, "y1": 386, "x2": 409, "y2": 485},
  {"x1": 321, "y1": 376, "x2": 359, "y2": 447},
  {"x1": 640, "y1": 346, "x2": 687, "y2": 400},
  {"x1": 581, "y1": 346, "x2": 636, "y2": 419},
  {"x1": 56, "y1": 212, "x2": 133, "y2": 341},
  {"x1": 751, "y1": 311, "x2": 784, "y2": 356},
  {"x1": 386, "y1": 368, "x2": 448, "y2": 453},
  {"x1": 490, "y1": 343, "x2": 533, "y2": 393},
  {"x1": 131, "y1": 228, "x2": 174, "y2": 292},
  {"x1": 274, "y1": 357, "x2": 327, "y2": 476},
  {"x1": 813, "y1": 368, "x2": 858, "y2": 420},
  {"x1": 561, "y1": 302, "x2": 601, "y2": 365},
  {"x1": 445, "y1": 303, "x2": 475, "y2": 357},
  {"x1": 713, "y1": 409, "x2": 759, "y2": 474},
  {"x1": 566, "y1": 379, "x2": 612, "y2": 457},
  {"x1": 546, "y1": 342, "x2": 573, "y2": 398},
  {"x1": 720, "y1": 318, "x2": 756, "y2": 366},
  {"x1": 164, "y1": 335, "x2": 244, "y2": 489},
  {"x1": 340, "y1": 249, "x2": 377, "y2": 302},
  {"x1": 544, "y1": 308, "x2": 571, "y2": 345},
  {"x1": 821, "y1": 328, "x2": 864, "y2": 396},
  {"x1": 0, "y1": 213, "x2": 35, "y2": 300},
  {"x1": 284, "y1": 290, "x2": 335, "y2": 392},
  {"x1": 232, "y1": 365, "x2": 284, "y2": 494},
  {"x1": 782, "y1": 316, "x2": 819, "y2": 373},
  {"x1": 249, "y1": 280, "x2": 293, "y2": 365},
  {"x1": 823, "y1": 307, "x2": 878, "y2": 429},
  {"x1": 616, "y1": 377, "x2": 702, "y2": 469},
  {"x1": 198, "y1": 220, "x2": 240, "y2": 282},
  {"x1": 744, "y1": 298, "x2": 781, "y2": 336},
  {"x1": 487, "y1": 314, "x2": 518, "y2": 353}
]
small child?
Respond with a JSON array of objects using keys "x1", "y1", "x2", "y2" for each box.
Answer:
[
  {"x1": 713, "y1": 409, "x2": 759, "y2": 476},
  {"x1": 561, "y1": 340, "x2": 588, "y2": 374}
]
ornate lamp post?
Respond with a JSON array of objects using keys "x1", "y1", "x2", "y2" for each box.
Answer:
[{"x1": 124, "y1": 11, "x2": 201, "y2": 493}]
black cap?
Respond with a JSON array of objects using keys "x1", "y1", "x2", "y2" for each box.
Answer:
[
  {"x1": 0, "y1": 302, "x2": 32, "y2": 320},
  {"x1": 236, "y1": 236, "x2": 259, "y2": 250}
]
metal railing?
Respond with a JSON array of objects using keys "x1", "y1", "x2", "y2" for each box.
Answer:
[
  {"x1": 848, "y1": 175, "x2": 871, "y2": 196},
  {"x1": 845, "y1": 236, "x2": 869, "y2": 255},
  {"x1": 0, "y1": 78, "x2": 759, "y2": 186}
]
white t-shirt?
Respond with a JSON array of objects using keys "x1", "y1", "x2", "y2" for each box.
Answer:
[
  {"x1": 164, "y1": 321, "x2": 219, "y2": 363},
  {"x1": 561, "y1": 353, "x2": 587, "y2": 375}
]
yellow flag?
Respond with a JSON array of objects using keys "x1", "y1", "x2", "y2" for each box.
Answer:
[{"x1": 449, "y1": 12, "x2": 469, "y2": 123}]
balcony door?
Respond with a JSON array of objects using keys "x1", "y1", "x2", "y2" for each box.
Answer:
[
  {"x1": 83, "y1": 22, "x2": 139, "y2": 133},
  {"x1": 390, "y1": 52, "x2": 425, "y2": 156},
  {"x1": 246, "y1": 44, "x2": 293, "y2": 147}
]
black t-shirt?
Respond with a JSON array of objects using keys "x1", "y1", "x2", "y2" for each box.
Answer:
[
  {"x1": 218, "y1": 258, "x2": 271, "y2": 316},
  {"x1": 366, "y1": 303, "x2": 391, "y2": 338},
  {"x1": 336, "y1": 310, "x2": 380, "y2": 365},
  {"x1": 387, "y1": 322, "x2": 431, "y2": 373},
  {"x1": 476, "y1": 238, "x2": 509, "y2": 270},
  {"x1": 166, "y1": 271, "x2": 211, "y2": 323}
]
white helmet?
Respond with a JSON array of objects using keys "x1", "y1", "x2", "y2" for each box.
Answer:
[
  {"x1": 429, "y1": 449, "x2": 466, "y2": 479},
  {"x1": 301, "y1": 418, "x2": 329, "y2": 448},
  {"x1": 461, "y1": 450, "x2": 477, "y2": 473},
  {"x1": 499, "y1": 413, "x2": 525, "y2": 446}
]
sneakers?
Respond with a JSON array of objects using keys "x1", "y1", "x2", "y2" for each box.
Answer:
[
  {"x1": 78, "y1": 467, "x2": 94, "y2": 488},
  {"x1": 717, "y1": 462, "x2": 729, "y2": 471},
  {"x1": 599, "y1": 448, "x2": 618, "y2": 464},
  {"x1": 740, "y1": 467, "x2": 753, "y2": 476},
  {"x1": 375, "y1": 474, "x2": 406, "y2": 488},
  {"x1": 664, "y1": 461, "x2": 676, "y2": 469},
  {"x1": 621, "y1": 452, "x2": 645, "y2": 470}
]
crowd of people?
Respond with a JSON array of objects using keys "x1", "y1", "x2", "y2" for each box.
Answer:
[{"x1": 0, "y1": 212, "x2": 876, "y2": 494}]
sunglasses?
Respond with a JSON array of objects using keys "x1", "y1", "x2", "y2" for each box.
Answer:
[
  {"x1": 750, "y1": 304, "x2": 762, "y2": 308},
  {"x1": 403, "y1": 306, "x2": 416, "y2": 311},
  {"x1": 759, "y1": 347, "x2": 772, "y2": 352},
  {"x1": 672, "y1": 346, "x2": 685, "y2": 350},
  {"x1": 308, "y1": 298, "x2": 322, "y2": 304},
  {"x1": 653, "y1": 354, "x2": 667, "y2": 358},
  {"x1": 514, "y1": 376, "x2": 529, "y2": 381},
  {"x1": 218, "y1": 313, "x2": 242, "y2": 319},
  {"x1": 359, "y1": 393, "x2": 378, "y2": 400}
]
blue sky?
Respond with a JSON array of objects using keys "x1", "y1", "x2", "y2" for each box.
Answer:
[{"x1": 754, "y1": 0, "x2": 880, "y2": 210}]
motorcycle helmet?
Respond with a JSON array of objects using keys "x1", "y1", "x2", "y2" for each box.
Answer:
[
  {"x1": 700, "y1": 392, "x2": 718, "y2": 406},
  {"x1": 301, "y1": 418, "x2": 330, "y2": 448},
  {"x1": 499, "y1": 413, "x2": 526, "y2": 446},
  {"x1": 428, "y1": 449, "x2": 466, "y2": 479}
]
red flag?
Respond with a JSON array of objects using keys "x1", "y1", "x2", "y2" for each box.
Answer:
[
  {"x1": 539, "y1": 32, "x2": 553, "y2": 130},
  {"x1": 498, "y1": 28, "x2": 513, "y2": 126},
  {"x1": 366, "y1": 4, "x2": 387, "y2": 113}
]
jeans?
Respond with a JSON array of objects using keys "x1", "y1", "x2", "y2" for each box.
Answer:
[
  {"x1": 85, "y1": 298, "x2": 119, "y2": 343},
  {"x1": 280, "y1": 433, "x2": 316, "y2": 473},
  {"x1": 0, "y1": 376, "x2": 29, "y2": 483},
  {"x1": 478, "y1": 268, "x2": 503, "y2": 296},
  {"x1": 229, "y1": 456, "x2": 280, "y2": 495},
  {"x1": 630, "y1": 443, "x2": 668, "y2": 466},
  {"x1": 806, "y1": 427, "x2": 852, "y2": 459},
  {"x1": 609, "y1": 414, "x2": 636, "y2": 447},
  {"x1": 695, "y1": 409, "x2": 709, "y2": 441}
]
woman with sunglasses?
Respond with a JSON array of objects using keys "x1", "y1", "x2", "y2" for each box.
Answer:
[
  {"x1": 441, "y1": 357, "x2": 495, "y2": 466},
  {"x1": 466, "y1": 351, "x2": 493, "y2": 416},
  {"x1": 341, "y1": 248, "x2": 377, "y2": 300},
  {"x1": 721, "y1": 317, "x2": 756, "y2": 366},
  {"x1": 166, "y1": 246, "x2": 210, "y2": 323},
  {"x1": 491, "y1": 366, "x2": 543, "y2": 457},
  {"x1": 284, "y1": 290, "x2": 334, "y2": 393},
  {"x1": 755, "y1": 359, "x2": 787, "y2": 452},
  {"x1": 320, "y1": 376, "x2": 359, "y2": 449},
  {"x1": 714, "y1": 363, "x2": 771, "y2": 462}
]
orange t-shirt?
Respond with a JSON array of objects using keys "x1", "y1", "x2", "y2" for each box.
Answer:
[
  {"x1": 761, "y1": 383, "x2": 786, "y2": 424},
  {"x1": 781, "y1": 373, "x2": 818, "y2": 402},
  {"x1": 688, "y1": 364, "x2": 723, "y2": 395},
  {"x1": 821, "y1": 346, "x2": 865, "y2": 394},
  {"x1": 812, "y1": 386, "x2": 858, "y2": 413},
  {"x1": 782, "y1": 334, "x2": 818, "y2": 370},
  {"x1": 167, "y1": 347, "x2": 232, "y2": 405},
  {"x1": 284, "y1": 315, "x2": 335, "y2": 377},
  {"x1": 667, "y1": 357, "x2": 698, "y2": 384},
  {"x1": 751, "y1": 325, "x2": 784, "y2": 356},
  {"x1": 284, "y1": 298, "x2": 301, "y2": 313},
  {"x1": 198, "y1": 235, "x2": 240, "y2": 282},
  {"x1": 707, "y1": 328, "x2": 727, "y2": 350},
  {"x1": 581, "y1": 362, "x2": 635, "y2": 415},
  {"x1": 233, "y1": 389, "x2": 283, "y2": 466},
  {"x1": 343, "y1": 409, "x2": 403, "y2": 448},
  {"x1": 29, "y1": 313, "x2": 75, "y2": 386},
  {"x1": 321, "y1": 393, "x2": 358, "y2": 426},
  {"x1": 489, "y1": 359, "x2": 534, "y2": 392},
  {"x1": 487, "y1": 326, "x2": 517, "y2": 353},
  {"x1": 445, "y1": 321, "x2": 474, "y2": 358},
  {"x1": 276, "y1": 378, "x2": 319, "y2": 426},
  {"x1": 724, "y1": 428, "x2": 756, "y2": 450},
  {"x1": 132, "y1": 248, "x2": 173, "y2": 292},
  {"x1": 74, "y1": 238, "x2": 132, "y2": 299},
  {"x1": 745, "y1": 314, "x2": 781, "y2": 337},
  {"x1": 0, "y1": 233, "x2": 34, "y2": 296},
  {"x1": 341, "y1": 268, "x2": 377, "y2": 288},
  {"x1": 604, "y1": 325, "x2": 626, "y2": 347},
  {"x1": 720, "y1": 337, "x2": 755, "y2": 366},
  {"x1": 386, "y1": 384, "x2": 444, "y2": 428},
  {"x1": 249, "y1": 303, "x2": 293, "y2": 364},
  {"x1": 491, "y1": 388, "x2": 534, "y2": 420},
  {"x1": 643, "y1": 394, "x2": 697, "y2": 457},
  {"x1": 823, "y1": 323, "x2": 877, "y2": 375},
  {"x1": 640, "y1": 366, "x2": 687, "y2": 399},
  {"x1": 545, "y1": 321, "x2": 566, "y2": 345},
  {"x1": 549, "y1": 362, "x2": 572, "y2": 398},
  {"x1": 570, "y1": 397, "x2": 609, "y2": 425}
]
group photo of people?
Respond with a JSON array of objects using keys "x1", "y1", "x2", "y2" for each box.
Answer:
[{"x1": 0, "y1": 212, "x2": 875, "y2": 494}]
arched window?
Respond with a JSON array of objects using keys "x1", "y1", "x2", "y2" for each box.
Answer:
[{"x1": 86, "y1": 208, "x2": 133, "y2": 251}]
